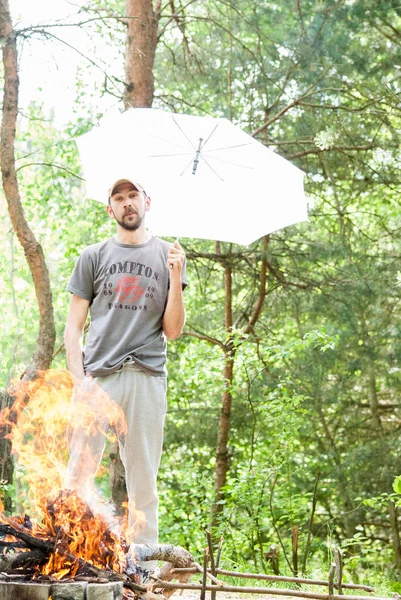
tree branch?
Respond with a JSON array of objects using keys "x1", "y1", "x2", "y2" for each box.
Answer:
[
  {"x1": 251, "y1": 87, "x2": 347, "y2": 138},
  {"x1": 182, "y1": 330, "x2": 225, "y2": 349},
  {"x1": 15, "y1": 162, "x2": 85, "y2": 180},
  {"x1": 288, "y1": 144, "x2": 376, "y2": 160}
]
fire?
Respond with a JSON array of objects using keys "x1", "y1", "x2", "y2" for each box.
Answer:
[
  {"x1": 0, "y1": 369, "x2": 144, "y2": 579},
  {"x1": 40, "y1": 489, "x2": 128, "y2": 578}
]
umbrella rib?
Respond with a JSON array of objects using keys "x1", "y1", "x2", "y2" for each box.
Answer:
[
  {"x1": 200, "y1": 123, "x2": 219, "y2": 150},
  {"x1": 148, "y1": 133, "x2": 188, "y2": 150},
  {"x1": 199, "y1": 154, "x2": 224, "y2": 181},
  {"x1": 201, "y1": 153, "x2": 253, "y2": 170},
  {"x1": 149, "y1": 152, "x2": 196, "y2": 158},
  {"x1": 180, "y1": 155, "x2": 197, "y2": 176},
  {"x1": 203, "y1": 143, "x2": 251, "y2": 152},
  {"x1": 171, "y1": 117, "x2": 197, "y2": 151}
]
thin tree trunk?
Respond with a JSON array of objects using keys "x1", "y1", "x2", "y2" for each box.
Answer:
[
  {"x1": 124, "y1": 0, "x2": 161, "y2": 108},
  {"x1": 210, "y1": 240, "x2": 269, "y2": 528},
  {"x1": 389, "y1": 501, "x2": 401, "y2": 573},
  {"x1": 212, "y1": 348, "x2": 235, "y2": 517},
  {"x1": 110, "y1": 442, "x2": 128, "y2": 513},
  {"x1": 0, "y1": 0, "x2": 56, "y2": 510},
  {"x1": 0, "y1": 0, "x2": 56, "y2": 379},
  {"x1": 210, "y1": 264, "x2": 235, "y2": 528}
]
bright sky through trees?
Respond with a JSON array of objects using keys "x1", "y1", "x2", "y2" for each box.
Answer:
[{"x1": 10, "y1": 0, "x2": 105, "y2": 126}]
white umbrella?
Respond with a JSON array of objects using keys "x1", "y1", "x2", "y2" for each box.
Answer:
[{"x1": 76, "y1": 108, "x2": 307, "y2": 246}]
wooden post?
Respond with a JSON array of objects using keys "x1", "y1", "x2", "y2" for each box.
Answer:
[
  {"x1": 200, "y1": 548, "x2": 208, "y2": 600},
  {"x1": 334, "y1": 548, "x2": 343, "y2": 595},
  {"x1": 206, "y1": 530, "x2": 217, "y2": 600},
  {"x1": 292, "y1": 526, "x2": 299, "y2": 576},
  {"x1": 328, "y1": 562, "x2": 336, "y2": 600},
  {"x1": 216, "y1": 535, "x2": 224, "y2": 568}
]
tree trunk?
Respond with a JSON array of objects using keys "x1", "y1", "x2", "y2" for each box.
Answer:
[
  {"x1": 124, "y1": 0, "x2": 161, "y2": 108},
  {"x1": 109, "y1": 441, "x2": 128, "y2": 513},
  {"x1": 210, "y1": 264, "x2": 235, "y2": 528},
  {"x1": 0, "y1": 0, "x2": 56, "y2": 379},
  {"x1": 210, "y1": 240, "x2": 268, "y2": 529},
  {"x1": 389, "y1": 501, "x2": 401, "y2": 573},
  {"x1": 0, "y1": 0, "x2": 56, "y2": 510},
  {"x1": 0, "y1": 392, "x2": 13, "y2": 513}
]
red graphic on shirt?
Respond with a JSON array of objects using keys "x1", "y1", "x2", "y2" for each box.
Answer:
[{"x1": 115, "y1": 275, "x2": 145, "y2": 303}]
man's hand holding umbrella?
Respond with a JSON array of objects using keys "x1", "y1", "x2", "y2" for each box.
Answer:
[
  {"x1": 168, "y1": 239, "x2": 185, "y2": 272},
  {"x1": 163, "y1": 240, "x2": 186, "y2": 341}
]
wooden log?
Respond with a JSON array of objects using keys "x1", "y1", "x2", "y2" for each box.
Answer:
[
  {"x1": 152, "y1": 579, "x2": 393, "y2": 600},
  {"x1": 194, "y1": 563, "x2": 223, "y2": 586},
  {"x1": 132, "y1": 543, "x2": 194, "y2": 568},
  {"x1": 0, "y1": 523, "x2": 123, "y2": 582},
  {"x1": 0, "y1": 550, "x2": 47, "y2": 572},
  {"x1": 0, "y1": 541, "x2": 26, "y2": 548},
  {"x1": 0, "y1": 524, "x2": 53, "y2": 553},
  {"x1": 0, "y1": 573, "x2": 31, "y2": 581},
  {"x1": 171, "y1": 567, "x2": 375, "y2": 592},
  {"x1": 124, "y1": 581, "x2": 164, "y2": 600},
  {"x1": 0, "y1": 523, "x2": 195, "y2": 583},
  {"x1": 154, "y1": 562, "x2": 193, "y2": 600}
]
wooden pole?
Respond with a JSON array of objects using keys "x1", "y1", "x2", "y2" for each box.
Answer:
[
  {"x1": 194, "y1": 562, "x2": 223, "y2": 586},
  {"x1": 328, "y1": 563, "x2": 336, "y2": 600},
  {"x1": 216, "y1": 535, "x2": 224, "y2": 568},
  {"x1": 200, "y1": 548, "x2": 208, "y2": 600},
  {"x1": 171, "y1": 568, "x2": 375, "y2": 593},
  {"x1": 335, "y1": 548, "x2": 344, "y2": 595},
  {"x1": 292, "y1": 526, "x2": 299, "y2": 576},
  {"x1": 206, "y1": 529, "x2": 218, "y2": 600},
  {"x1": 152, "y1": 579, "x2": 389, "y2": 600}
]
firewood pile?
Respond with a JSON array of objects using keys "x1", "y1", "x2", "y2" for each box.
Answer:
[{"x1": 0, "y1": 489, "x2": 195, "y2": 599}]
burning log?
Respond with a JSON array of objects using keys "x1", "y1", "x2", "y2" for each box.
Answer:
[
  {"x1": 0, "y1": 520, "x2": 197, "y2": 599},
  {"x1": 0, "y1": 523, "x2": 53, "y2": 553},
  {"x1": 0, "y1": 549, "x2": 47, "y2": 572},
  {"x1": 0, "y1": 521, "x2": 121, "y2": 580}
]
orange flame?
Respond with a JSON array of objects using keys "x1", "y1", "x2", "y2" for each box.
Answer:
[{"x1": 0, "y1": 369, "x2": 144, "y2": 578}]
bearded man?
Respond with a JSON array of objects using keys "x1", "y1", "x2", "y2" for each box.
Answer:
[{"x1": 64, "y1": 178, "x2": 186, "y2": 566}]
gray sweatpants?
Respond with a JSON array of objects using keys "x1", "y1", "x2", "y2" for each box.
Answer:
[{"x1": 65, "y1": 362, "x2": 167, "y2": 548}]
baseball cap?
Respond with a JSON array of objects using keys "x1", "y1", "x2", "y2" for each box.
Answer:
[{"x1": 108, "y1": 178, "x2": 146, "y2": 199}]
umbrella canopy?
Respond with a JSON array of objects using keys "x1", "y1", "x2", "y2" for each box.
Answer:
[{"x1": 76, "y1": 108, "x2": 307, "y2": 246}]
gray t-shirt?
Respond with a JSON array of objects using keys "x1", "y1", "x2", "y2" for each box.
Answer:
[{"x1": 67, "y1": 236, "x2": 187, "y2": 377}]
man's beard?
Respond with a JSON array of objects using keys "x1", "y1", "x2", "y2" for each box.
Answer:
[{"x1": 115, "y1": 211, "x2": 144, "y2": 231}]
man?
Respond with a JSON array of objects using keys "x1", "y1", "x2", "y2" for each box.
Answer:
[{"x1": 64, "y1": 178, "x2": 186, "y2": 559}]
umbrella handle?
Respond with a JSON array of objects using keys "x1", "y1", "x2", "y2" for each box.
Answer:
[{"x1": 192, "y1": 138, "x2": 203, "y2": 175}]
